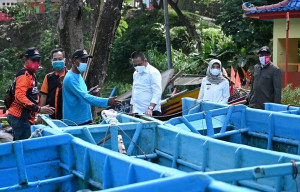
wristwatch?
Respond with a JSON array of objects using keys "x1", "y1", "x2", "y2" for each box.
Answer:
[{"x1": 148, "y1": 106, "x2": 154, "y2": 110}]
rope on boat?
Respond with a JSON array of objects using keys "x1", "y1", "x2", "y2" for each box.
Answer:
[
  {"x1": 99, "y1": 125, "x2": 111, "y2": 147},
  {"x1": 29, "y1": 128, "x2": 44, "y2": 139},
  {"x1": 116, "y1": 124, "x2": 148, "y2": 161},
  {"x1": 291, "y1": 160, "x2": 299, "y2": 192},
  {"x1": 60, "y1": 119, "x2": 78, "y2": 126}
]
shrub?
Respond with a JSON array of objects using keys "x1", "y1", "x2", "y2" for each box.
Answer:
[{"x1": 281, "y1": 84, "x2": 300, "y2": 106}]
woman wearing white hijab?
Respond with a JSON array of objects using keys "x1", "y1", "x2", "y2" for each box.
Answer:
[{"x1": 198, "y1": 59, "x2": 230, "y2": 104}]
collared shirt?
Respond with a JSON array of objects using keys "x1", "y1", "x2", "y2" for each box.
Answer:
[
  {"x1": 130, "y1": 64, "x2": 162, "y2": 113},
  {"x1": 249, "y1": 62, "x2": 282, "y2": 109},
  {"x1": 198, "y1": 77, "x2": 230, "y2": 104},
  {"x1": 63, "y1": 71, "x2": 108, "y2": 125},
  {"x1": 40, "y1": 68, "x2": 67, "y2": 119}
]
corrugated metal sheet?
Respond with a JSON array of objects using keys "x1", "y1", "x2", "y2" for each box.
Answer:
[{"x1": 174, "y1": 75, "x2": 205, "y2": 86}]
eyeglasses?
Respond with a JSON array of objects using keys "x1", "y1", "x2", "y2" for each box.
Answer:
[{"x1": 30, "y1": 57, "x2": 41, "y2": 62}]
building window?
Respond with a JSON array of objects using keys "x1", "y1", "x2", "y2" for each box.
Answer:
[
  {"x1": 7, "y1": 3, "x2": 10, "y2": 6},
  {"x1": 2, "y1": 3, "x2": 5, "y2": 6}
]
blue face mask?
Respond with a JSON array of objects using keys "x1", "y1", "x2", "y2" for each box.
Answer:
[
  {"x1": 77, "y1": 63, "x2": 88, "y2": 73},
  {"x1": 52, "y1": 61, "x2": 65, "y2": 71}
]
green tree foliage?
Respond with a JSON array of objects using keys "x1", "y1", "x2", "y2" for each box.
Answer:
[
  {"x1": 107, "y1": 9, "x2": 232, "y2": 85},
  {"x1": 216, "y1": 0, "x2": 280, "y2": 68},
  {"x1": 0, "y1": 48, "x2": 23, "y2": 99}
]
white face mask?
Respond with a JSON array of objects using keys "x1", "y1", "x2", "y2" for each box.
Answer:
[
  {"x1": 259, "y1": 56, "x2": 271, "y2": 66},
  {"x1": 210, "y1": 68, "x2": 221, "y2": 76},
  {"x1": 135, "y1": 66, "x2": 146, "y2": 73}
]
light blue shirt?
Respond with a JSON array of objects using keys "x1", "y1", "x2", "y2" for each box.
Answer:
[
  {"x1": 130, "y1": 64, "x2": 162, "y2": 113},
  {"x1": 63, "y1": 71, "x2": 108, "y2": 125}
]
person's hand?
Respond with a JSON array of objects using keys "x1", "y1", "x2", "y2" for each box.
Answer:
[
  {"x1": 108, "y1": 96, "x2": 122, "y2": 106},
  {"x1": 39, "y1": 105, "x2": 55, "y2": 115},
  {"x1": 35, "y1": 116, "x2": 42, "y2": 124},
  {"x1": 88, "y1": 85, "x2": 100, "y2": 95},
  {"x1": 145, "y1": 109, "x2": 153, "y2": 116}
]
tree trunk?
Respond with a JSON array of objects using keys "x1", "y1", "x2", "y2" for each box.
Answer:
[
  {"x1": 167, "y1": 0, "x2": 201, "y2": 50},
  {"x1": 159, "y1": 0, "x2": 164, "y2": 9},
  {"x1": 86, "y1": 0, "x2": 100, "y2": 40},
  {"x1": 58, "y1": 0, "x2": 84, "y2": 67},
  {"x1": 153, "y1": 0, "x2": 164, "y2": 9},
  {"x1": 153, "y1": 0, "x2": 159, "y2": 8},
  {"x1": 85, "y1": 0, "x2": 123, "y2": 96},
  {"x1": 140, "y1": 0, "x2": 145, "y2": 11}
]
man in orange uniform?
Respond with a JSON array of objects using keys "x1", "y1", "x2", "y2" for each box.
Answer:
[
  {"x1": 7, "y1": 47, "x2": 54, "y2": 140},
  {"x1": 40, "y1": 48, "x2": 67, "y2": 120}
]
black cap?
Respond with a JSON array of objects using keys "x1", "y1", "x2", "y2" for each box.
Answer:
[
  {"x1": 25, "y1": 47, "x2": 41, "y2": 59},
  {"x1": 258, "y1": 46, "x2": 271, "y2": 54},
  {"x1": 72, "y1": 49, "x2": 93, "y2": 59}
]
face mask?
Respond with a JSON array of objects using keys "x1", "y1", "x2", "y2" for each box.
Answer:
[
  {"x1": 259, "y1": 56, "x2": 271, "y2": 66},
  {"x1": 210, "y1": 68, "x2": 221, "y2": 76},
  {"x1": 77, "y1": 63, "x2": 87, "y2": 73},
  {"x1": 52, "y1": 61, "x2": 65, "y2": 71},
  {"x1": 135, "y1": 66, "x2": 146, "y2": 73},
  {"x1": 26, "y1": 60, "x2": 40, "y2": 71}
]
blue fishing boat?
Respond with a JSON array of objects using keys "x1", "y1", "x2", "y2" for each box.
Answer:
[
  {"x1": 0, "y1": 133, "x2": 189, "y2": 191},
  {"x1": 0, "y1": 128, "x2": 255, "y2": 192},
  {"x1": 166, "y1": 98, "x2": 300, "y2": 155},
  {"x1": 33, "y1": 117, "x2": 300, "y2": 191}
]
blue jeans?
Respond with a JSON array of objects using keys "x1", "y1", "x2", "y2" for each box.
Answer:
[{"x1": 7, "y1": 114, "x2": 31, "y2": 141}]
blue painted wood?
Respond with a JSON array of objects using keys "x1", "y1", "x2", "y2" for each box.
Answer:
[
  {"x1": 181, "y1": 98, "x2": 227, "y2": 116},
  {"x1": 110, "y1": 126, "x2": 119, "y2": 152},
  {"x1": 13, "y1": 142, "x2": 28, "y2": 185},
  {"x1": 267, "y1": 114, "x2": 274, "y2": 150},
  {"x1": 180, "y1": 116, "x2": 199, "y2": 134},
  {"x1": 82, "y1": 127, "x2": 97, "y2": 144},
  {"x1": 100, "y1": 172, "x2": 255, "y2": 192},
  {"x1": 110, "y1": 86, "x2": 117, "y2": 97},
  {"x1": 177, "y1": 98, "x2": 300, "y2": 156},
  {"x1": 204, "y1": 111, "x2": 214, "y2": 137},
  {"x1": 127, "y1": 124, "x2": 143, "y2": 155},
  {"x1": 1, "y1": 133, "x2": 197, "y2": 192},
  {"x1": 171, "y1": 133, "x2": 180, "y2": 169},
  {"x1": 265, "y1": 103, "x2": 300, "y2": 115},
  {"x1": 220, "y1": 105, "x2": 234, "y2": 133},
  {"x1": 31, "y1": 103, "x2": 300, "y2": 191}
]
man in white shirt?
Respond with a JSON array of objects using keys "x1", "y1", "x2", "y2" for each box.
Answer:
[{"x1": 130, "y1": 51, "x2": 162, "y2": 116}]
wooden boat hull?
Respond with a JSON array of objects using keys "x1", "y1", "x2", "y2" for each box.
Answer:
[{"x1": 161, "y1": 88, "x2": 200, "y2": 117}]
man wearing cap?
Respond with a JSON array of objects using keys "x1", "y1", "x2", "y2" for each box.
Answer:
[
  {"x1": 40, "y1": 48, "x2": 67, "y2": 120},
  {"x1": 7, "y1": 47, "x2": 54, "y2": 140},
  {"x1": 248, "y1": 46, "x2": 282, "y2": 109},
  {"x1": 63, "y1": 49, "x2": 121, "y2": 125}
]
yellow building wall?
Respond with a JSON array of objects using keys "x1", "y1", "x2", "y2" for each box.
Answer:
[{"x1": 273, "y1": 18, "x2": 300, "y2": 72}]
